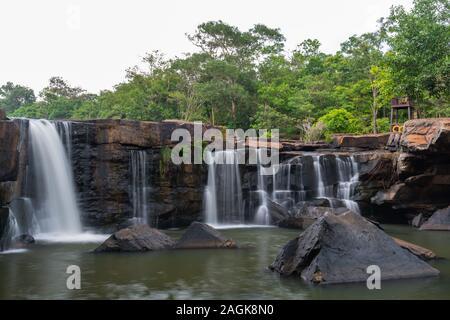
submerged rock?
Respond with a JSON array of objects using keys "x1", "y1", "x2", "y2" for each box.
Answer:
[
  {"x1": 175, "y1": 222, "x2": 237, "y2": 249},
  {"x1": 270, "y1": 211, "x2": 439, "y2": 284},
  {"x1": 392, "y1": 237, "x2": 436, "y2": 261},
  {"x1": 420, "y1": 206, "x2": 450, "y2": 231},
  {"x1": 13, "y1": 234, "x2": 35, "y2": 247},
  {"x1": 94, "y1": 224, "x2": 175, "y2": 252}
]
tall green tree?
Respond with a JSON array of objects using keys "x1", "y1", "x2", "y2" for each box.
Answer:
[
  {"x1": 0, "y1": 82, "x2": 36, "y2": 113},
  {"x1": 381, "y1": 0, "x2": 450, "y2": 109}
]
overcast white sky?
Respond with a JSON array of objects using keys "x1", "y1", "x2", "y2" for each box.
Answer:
[{"x1": 0, "y1": 0, "x2": 413, "y2": 94}]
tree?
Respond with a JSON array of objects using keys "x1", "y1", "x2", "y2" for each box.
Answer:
[
  {"x1": 340, "y1": 32, "x2": 384, "y2": 133},
  {"x1": 381, "y1": 0, "x2": 450, "y2": 108},
  {"x1": 0, "y1": 82, "x2": 36, "y2": 113}
]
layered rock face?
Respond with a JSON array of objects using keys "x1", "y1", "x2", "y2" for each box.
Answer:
[
  {"x1": 69, "y1": 119, "x2": 207, "y2": 230},
  {"x1": 0, "y1": 119, "x2": 28, "y2": 206},
  {"x1": 366, "y1": 118, "x2": 450, "y2": 219}
]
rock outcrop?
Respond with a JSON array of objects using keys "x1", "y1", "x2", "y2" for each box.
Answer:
[
  {"x1": 69, "y1": 119, "x2": 207, "y2": 230},
  {"x1": 420, "y1": 206, "x2": 450, "y2": 231},
  {"x1": 333, "y1": 133, "x2": 390, "y2": 149},
  {"x1": 269, "y1": 211, "x2": 439, "y2": 284},
  {"x1": 94, "y1": 224, "x2": 175, "y2": 252},
  {"x1": 401, "y1": 118, "x2": 450, "y2": 154},
  {"x1": 175, "y1": 222, "x2": 237, "y2": 249}
]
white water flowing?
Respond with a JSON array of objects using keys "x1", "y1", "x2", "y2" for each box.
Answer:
[
  {"x1": 130, "y1": 150, "x2": 149, "y2": 225},
  {"x1": 336, "y1": 155, "x2": 360, "y2": 213},
  {"x1": 204, "y1": 150, "x2": 244, "y2": 225},
  {"x1": 0, "y1": 209, "x2": 20, "y2": 251},
  {"x1": 254, "y1": 149, "x2": 270, "y2": 225},
  {"x1": 29, "y1": 119, "x2": 82, "y2": 235}
]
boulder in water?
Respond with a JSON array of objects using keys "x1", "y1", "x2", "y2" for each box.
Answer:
[
  {"x1": 13, "y1": 234, "x2": 35, "y2": 248},
  {"x1": 175, "y1": 222, "x2": 237, "y2": 249},
  {"x1": 420, "y1": 206, "x2": 450, "y2": 231},
  {"x1": 270, "y1": 211, "x2": 439, "y2": 284},
  {"x1": 94, "y1": 224, "x2": 175, "y2": 252}
]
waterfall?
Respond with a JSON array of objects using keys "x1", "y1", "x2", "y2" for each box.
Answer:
[
  {"x1": 254, "y1": 149, "x2": 270, "y2": 225},
  {"x1": 55, "y1": 121, "x2": 73, "y2": 161},
  {"x1": 336, "y1": 155, "x2": 360, "y2": 213},
  {"x1": 0, "y1": 209, "x2": 20, "y2": 251},
  {"x1": 204, "y1": 150, "x2": 244, "y2": 225},
  {"x1": 28, "y1": 119, "x2": 82, "y2": 234},
  {"x1": 130, "y1": 150, "x2": 149, "y2": 225}
]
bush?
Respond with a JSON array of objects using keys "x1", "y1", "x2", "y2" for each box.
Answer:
[
  {"x1": 298, "y1": 119, "x2": 326, "y2": 142},
  {"x1": 318, "y1": 108, "x2": 363, "y2": 135},
  {"x1": 376, "y1": 118, "x2": 391, "y2": 133}
]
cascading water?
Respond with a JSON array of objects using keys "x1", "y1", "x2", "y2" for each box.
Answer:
[
  {"x1": 254, "y1": 149, "x2": 270, "y2": 225},
  {"x1": 0, "y1": 209, "x2": 20, "y2": 251},
  {"x1": 336, "y1": 155, "x2": 360, "y2": 213},
  {"x1": 204, "y1": 150, "x2": 244, "y2": 225},
  {"x1": 56, "y1": 121, "x2": 73, "y2": 162},
  {"x1": 28, "y1": 119, "x2": 82, "y2": 234},
  {"x1": 130, "y1": 150, "x2": 149, "y2": 225}
]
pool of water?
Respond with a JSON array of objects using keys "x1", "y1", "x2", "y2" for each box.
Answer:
[{"x1": 0, "y1": 225, "x2": 449, "y2": 299}]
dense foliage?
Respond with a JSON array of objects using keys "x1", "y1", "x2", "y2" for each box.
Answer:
[{"x1": 2, "y1": 0, "x2": 449, "y2": 139}]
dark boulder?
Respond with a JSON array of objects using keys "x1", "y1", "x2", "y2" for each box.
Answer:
[
  {"x1": 270, "y1": 211, "x2": 439, "y2": 284},
  {"x1": 94, "y1": 224, "x2": 175, "y2": 252},
  {"x1": 13, "y1": 234, "x2": 35, "y2": 248},
  {"x1": 420, "y1": 206, "x2": 450, "y2": 231},
  {"x1": 175, "y1": 222, "x2": 237, "y2": 249}
]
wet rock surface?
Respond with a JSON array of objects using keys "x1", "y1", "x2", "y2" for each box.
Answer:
[
  {"x1": 94, "y1": 224, "x2": 175, "y2": 252},
  {"x1": 270, "y1": 211, "x2": 439, "y2": 284},
  {"x1": 175, "y1": 222, "x2": 237, "y2": 249},
  {"x1": 420, "y1": 206, "x2": 450, "y2": 231}
]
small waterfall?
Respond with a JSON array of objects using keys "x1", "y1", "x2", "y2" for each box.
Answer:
[
  {"x1": 28, "y1": 119, "x2": 82, "y2": 234},
  {"x1": 130, "y1": 150, "x2": 149, "y2": 225},
  {"x1": 204, "y1": 150, "x2": 244, "y2": 225},
  {"x1": 55, "y1": 121, "x2": 73, "y2": 161},
  {"x1": 254, "y1": 149, "x2": 270, "y2": 225},
  {"x1": 0, "y1": 209, "x2": 20, "y2": 251},
  {"x1": 336, "y1": 155, "x2": 360, "y2": 213},
  {"x1": 204, "y1": 151, "x2": 218, "y2": 225}
]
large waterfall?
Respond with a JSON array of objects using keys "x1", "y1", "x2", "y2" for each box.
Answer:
[
  {"x1": 130, "y1": 150, "x2": 150, "y2": 225},
  {"x1": 204, "y1": 150, "x2": 244, "y2": 225},
  {"x1": 28, "y1": 120, "x2": 82, "y2": 235}
]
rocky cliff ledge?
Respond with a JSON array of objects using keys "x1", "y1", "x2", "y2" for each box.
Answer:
[
  {"x1": 1, "y1": 117, "x2": 450, "y2": 231},
  {"x1": 367, "y1": 118, "x2": 450, "y2": 221}
]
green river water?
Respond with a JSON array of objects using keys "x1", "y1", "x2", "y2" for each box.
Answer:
[{"x1": 0, "y1": 225, "x2": 449, "y2": 299}]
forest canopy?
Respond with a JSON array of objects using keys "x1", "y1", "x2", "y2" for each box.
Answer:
[{"x1": 2, "y1": 0, "x2": 449, "y2": 139}]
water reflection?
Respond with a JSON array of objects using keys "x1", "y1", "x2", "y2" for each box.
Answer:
[{"x1": 0, "y1": 226, "x2": 449, "y2": 299}]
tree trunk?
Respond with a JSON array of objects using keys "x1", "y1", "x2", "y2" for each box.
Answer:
[
  {"x1": 231, "y1": 99, "x2": 236, "y2": 126},
  {"x1": 372, "y1": 86, "x2": 378, "y2": 134}
]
